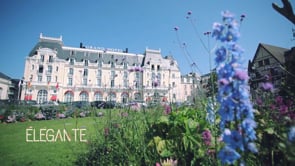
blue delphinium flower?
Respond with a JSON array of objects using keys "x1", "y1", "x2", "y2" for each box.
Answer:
[
  {"x1": 218, "y1": 145, "x2": 241, "y2": 165},
  {"x1": 213, "y1": 11, "x2": 257, "y2": 164},
  {"x1": 222, "y1": 129, "x2": 244, "y2": 151}
]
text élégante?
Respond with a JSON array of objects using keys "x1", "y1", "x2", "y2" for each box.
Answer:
[{"x1": 26, "y1": 128, "x2": 87, "y2": 142}]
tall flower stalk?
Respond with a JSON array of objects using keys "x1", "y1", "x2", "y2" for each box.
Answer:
[{"x1": 212, "y1": 11, "x2": 257, "y2": 165}]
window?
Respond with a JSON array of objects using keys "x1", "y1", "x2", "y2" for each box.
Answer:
[
  {"x1": 111, "y1": 71, "x2": 116, "y2": 79},
  {"x1": 56, "y1": 66, "x2": 58, "y2": 72},
  {"x1": 83, "y1": 78, "x2": 87, "y2": 86},
  {"x1": 55, "y1": 76, "x2": 57, "y2": 82},
  {"x1": 31, "y1": 65, "x2": 34, "y2": 70},
  {"x1": 258, "y1": 60, "x2": 263, "y2": 67},
  {"x1": 151, "y1": 64, "x2": 155, "y2": 70},
  {"x1": 172, "y1": 73, "x2": 175, "y2": 79},
  {"x1": 38, "y1": 76, "x2": 42, "y2": 82},
  {"x1": 83, "y1": 69, "x2": 88, "y2": 76},
  {"x1": 98, "y1": 61, "x2": 102, "y2": 67},
  {"x1": 157, "y1": 65, "x2": 160, "y2": 71},
  {"x1": 68, "y1": 77, "x2": 73, "y2": 86},
  {"x1": 97, "y1": 78, "x2": 101, "y2": 87},
  {"x1": 123, "y1": 80, "x2": 128, "y2": 88},
  {"x1": 48, "y1": 65, "x2": 52, "y2": 73},
  {"x1": 69, "y1": 58, "x2": 74, "y2": 65},
  {"x1": 157, "y1": 73, "x2": 161, "y2": 86},
  {"x1": 38, "y1": 65, "x2": 44, "y2": 73},
  {"x1": 80, "y1": 92, "x2": 89, "y2": 101},
  {"x1": 123, "y1": 62, "x2": 127, "y2": 69},
  {"x1": 94, "y1": 92, "x2": 103, "y2": 101},
  {"x1": 84, "y1": 60, "x2": 88, "y2": 66},
  {"x1": 264, "y1": 59, "x2": 270, "y2": 65},
  {"x1": 111, "y1": 62, "x2": 115, "y2": 68},
  {"x1": 49, "y1": 55, "x2": 53, "y2": 63},
  {"x1": 69, "y1": 68, "x2": 74, "y2": 75},
  {"x1": 111, "y1": 80, "x2": 115, "y2": 88},
  {"x1": 40, "y1": 55, "x2": 44, "y2": 62},
  {"x1": 97, "y1": 70, "x2": 102, "y2": 77},
  {"x1": 64, "y1": 91, "x2": 74, "y2": 102},
  {"x1": 37, "y1": 90, "x2": 47, "y2": 104},
  {"x1": 47, "y1": 76, "x2": 51, "y2": 83},
  {"x1": 124, "y1": 71, "x2": 128, "y2": 79}
]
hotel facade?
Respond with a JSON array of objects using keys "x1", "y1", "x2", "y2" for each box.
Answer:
[{"x1": 21, "y1": 34, "x2": 199, "y2": 104}]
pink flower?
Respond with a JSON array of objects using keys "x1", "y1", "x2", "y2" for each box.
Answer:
[
  {"x1": 275, "y1": 96, "x2": 283, "y2": 105},
  {"x1": 279, "y1": 105, "x2": 288, "y2": 115},
  {"x1": 256, "y1": 98, "x2": 263, "y2": 106},
  {"x1": 260, "y1": 82, "x2": 274, "y2": 91}
]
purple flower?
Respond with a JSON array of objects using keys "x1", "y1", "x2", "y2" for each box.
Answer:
[
  {"x1": 275, "y1": 96, "x2": 283, "y2": 105},
  {"x1": 202, "y1": 129, "x2": 212, "y2": 146},
  {"x1": 235, "y1": 69, "x2": 249, "y2": 80},
  {"x1": 187, "y1": 10, "x2": 192, "y2": 15},
  {"x1": 164, "y1": 104, "x2": 171, "y2": 115},
  {"x1": 174, "y1": 26, "x2": 179, "y2": 31},
  {"x1": 260, "y1": 82, "x2": 274, "y2": 91},
  {"x1": 256, "y1": 97, "x2": 263, "y2": 106},
  {"x1": 279, "y1": 105, "x2": 288, "y2": 115}
]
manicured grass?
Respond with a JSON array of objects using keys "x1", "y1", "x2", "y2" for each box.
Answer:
[{"x1": 0, "y1": 112, "x2": 110, "y2": 166}]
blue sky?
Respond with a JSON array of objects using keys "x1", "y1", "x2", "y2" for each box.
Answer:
[{"x1": 0, "y1": 0, "x2": 294, "y2": 79}]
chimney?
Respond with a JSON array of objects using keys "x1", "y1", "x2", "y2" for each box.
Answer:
[{"x1": 80, "y1": 42, "x2": 85, "y2": 48}]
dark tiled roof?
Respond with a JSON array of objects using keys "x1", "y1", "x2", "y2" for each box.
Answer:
[
  {"x1": 260, "y1": 43, "x2": 289, "y2": 64},
  {"x1": 0, "y1": 72, "x2": 11, "y2": 80},
  {"x1": 28, "y1": 38, "x2": 143, "y2": 66}
]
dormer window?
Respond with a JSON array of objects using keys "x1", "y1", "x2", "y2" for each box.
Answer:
[
  {"x1": 111, "y1": 62, "x2": 115, "y2": 68},
  {"x1": 40, "y1": 55, "x2": 44, "y2": 62},
  {"x1": 84, "y1": 60, "x2": 88, "y2": 66},
  {"x1": 49, "y1": 55, "x2": 53, "y2": 63},
  {"x1": 123, "y1": 62, "x2": 127, "y2": 69},
  {"x1": 69, "y1": 58, "x2": 74, "y2": 65},
  {"x1": 98, "y1": 60, "x2": 102, "y2": 67}
]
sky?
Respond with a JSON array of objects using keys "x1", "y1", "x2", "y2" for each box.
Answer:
[{"x1": 0, "y1": 0, "x2": 294, "y2": 79}]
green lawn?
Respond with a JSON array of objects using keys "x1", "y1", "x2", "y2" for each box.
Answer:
[{"x1": 0, "y1": 115, "x2": 108, "y2": 166}]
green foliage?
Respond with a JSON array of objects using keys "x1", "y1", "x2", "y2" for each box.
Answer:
[{"x1": 145, "y1": 107, "x2": 218, "y2": 165}]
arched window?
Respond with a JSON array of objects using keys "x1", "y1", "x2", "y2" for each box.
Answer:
[
  {"x1": 121, "y1": 92, "x2": 129, "y2": 103},
  {"x1": 94, "y1": 92, "x2": 103, "y2": 101},
  {"x1": 80, "y1": 91, "x2": 89, "y2": 101},
  {"x1": 108, "y1": 92, "x2": 116, "y2": 102},
  {"x1": 64, "y1": 91, "x2": 74, "y2": 102},
  {"x1": 134, "y1": 92, "x2": 141, "y2": 101},
  {"x1": 37, "y1": 89, "x2": 48, "y2": 104}
]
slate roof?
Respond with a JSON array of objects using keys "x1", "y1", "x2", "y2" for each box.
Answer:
[
  {"x1": 28, "y1": 36, "x2": 144, "y2": 66},
  {"x1": 259, "y1": 43, "x2": 289, "y2": 64},
  {"x1": 0, "y1": 72, "x2": 11, "y2": 80}
]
